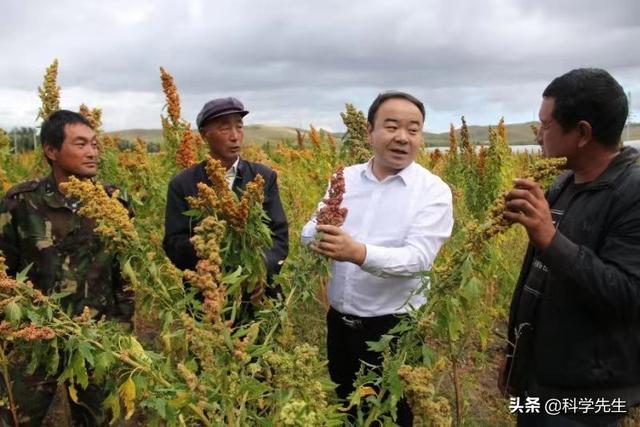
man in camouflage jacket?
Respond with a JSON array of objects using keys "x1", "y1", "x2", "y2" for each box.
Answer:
[
  {"x1": 0, "y1": 110, "x2": 133, "y2": 426},
  {"x1": 0, "y1": 174, "x2": 132, "y2": 318}
]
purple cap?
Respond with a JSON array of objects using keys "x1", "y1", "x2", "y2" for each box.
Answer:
[{"x1": 196, "y1": 97, "x2": 249, "y2": 129}]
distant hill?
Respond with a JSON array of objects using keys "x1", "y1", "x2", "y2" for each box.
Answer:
[
  {"x1": 623, "y1": 123, "x2": 640, "y2": 141},
  {"x1": 424, "y1": 122, "x2": 542, "y2": 146},
  {"x1": 106, "y1": 122, "x2": 640, "y2": 147},
  {"x1": 425, "y1": 122, "x2": 640, "y2": 147},
  {"x1": 244, "y1": 125, "x2": 300, "y2": 145},
  {"x1": 106, "y1": 129, "x2": 165, "y2": 143},
  {"x1": 105, "y1": 125, "x2": 300, "y2": 146}
]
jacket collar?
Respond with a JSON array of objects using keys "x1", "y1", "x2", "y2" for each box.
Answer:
[
  {"x1": 235, "y1": 157, "x2": 247, "y2": 182},
  {"x1": 42, "y1": 173, "x2": 103, "y2": 212},
  {"x1": 548, "y1": 146, "x2": 639, "y2": 200},
  {"x1": 42, "y1": 174, "x2": 71, "y2": 209},
  {"x1": 196, "y1": 157, "x2": 248, "y2": 194},
  {"x1": 232, "y1": 158, "x2": 249, "y2": 197}
]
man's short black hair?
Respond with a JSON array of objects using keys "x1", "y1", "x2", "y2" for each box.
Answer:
[
  {"x1": 543, "y1": 68, "x2": 628, "y2": 147},
  {"x1": 40, "y1": 110, "x2": 93, "y2": 150},
  {"x1": 367, "y1": 91, "x2": 426, "y2": 127}
]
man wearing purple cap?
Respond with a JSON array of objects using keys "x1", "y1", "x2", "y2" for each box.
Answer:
[{"x1": 163, "y1": 97, "x2": 288, "y2": 297}]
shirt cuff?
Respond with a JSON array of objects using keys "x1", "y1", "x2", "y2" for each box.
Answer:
[
  {"x1": 300, "y1": 220, "x2": 318, "y2": 246},
  {"x1": 360, "y1": 244, "x2": 386, "y2": 275}
]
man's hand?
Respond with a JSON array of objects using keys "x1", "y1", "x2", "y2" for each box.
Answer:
[
  {"x1": 503, "y1": 178, "x2": 556, "y2": 249},
  {"x1": 309, "y1": 224, "x2": 366, "y2": 265}
]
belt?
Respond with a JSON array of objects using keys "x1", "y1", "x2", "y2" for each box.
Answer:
[
  {"x1": 331, "y1": 307, "x2": 406, "y2": 331},
  {"x1": 340, "y1": 314, "x2": 364, "y2": 330}
]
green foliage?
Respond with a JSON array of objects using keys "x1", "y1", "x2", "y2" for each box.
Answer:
[
  {"x1": 340, "y1": 103, "x2": 371, "y2": 164},
  {"x1": 0, "y1": 120, "x2": 563, "y2": 426},
  {"x1": 0, "y1": 61, "x2": 580, "y2": 426}
]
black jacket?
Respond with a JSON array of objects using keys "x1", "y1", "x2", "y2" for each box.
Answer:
[
  {"x1": 507, "y1": 146, "x2": 640, "y2": 392},
  {"x1": 162, "y1": 159, "x2": 289, "y2": 282}
]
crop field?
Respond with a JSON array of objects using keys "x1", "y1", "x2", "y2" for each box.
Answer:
[{"x1": 1, "y1": 61, "x2": 638, "y2": 426}]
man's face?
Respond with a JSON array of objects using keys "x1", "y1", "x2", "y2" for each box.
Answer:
[
  {"x1": 538, "y1": 97, "x2": 580, "y2": 159},
  {"x1": 45, "y1": 123, "x2": 99, "y2": 179},
  {"x1": 201, "y1": 113, "x2": 244, "y2": 168},
  {"x1": 368, "y1": 98, "x2": 424, "y2": 178}
]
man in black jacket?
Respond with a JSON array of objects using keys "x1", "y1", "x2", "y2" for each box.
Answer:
[
  {"x1": 501, "y1": 68, "x2": 640, "y2": 426},
  {"x1": 163, "y1": 97, "x2": 288, "y2": 298}
]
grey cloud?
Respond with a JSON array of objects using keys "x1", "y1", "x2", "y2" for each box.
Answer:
[{"x1": 1, "y1": 0, "x2": 639, "y2": 132}]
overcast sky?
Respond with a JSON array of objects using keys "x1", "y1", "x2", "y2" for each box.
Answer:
[{"x1": 1, "y1": 0, "x2": 639, "y2": 134}]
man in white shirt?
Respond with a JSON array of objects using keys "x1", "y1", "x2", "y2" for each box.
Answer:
[{"x1": 301, "y1": 91, "x2": 453, "y2": 425}]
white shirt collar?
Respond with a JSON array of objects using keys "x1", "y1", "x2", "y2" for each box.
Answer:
[
  {"x1": 225, "y1": 157, "x2": 240, "y2": 189},
  {"x1": 227, "y1": 157, "x2": 240, "y2": 174},
  {"x1": 362, "y1": 158, "x2": 414, "y2": 185}
]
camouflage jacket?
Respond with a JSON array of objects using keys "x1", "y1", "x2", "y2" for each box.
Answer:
[{"x1": 0, "y1": 174, "x2": 133, "y2": 321}]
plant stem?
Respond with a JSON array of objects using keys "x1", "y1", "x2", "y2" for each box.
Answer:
[
  {"x1": 448, "y1": 333, "x2": 462, "y2": 427},
  {"x1": 0, "y1": 344, "x2": 19, "y2": 427}
]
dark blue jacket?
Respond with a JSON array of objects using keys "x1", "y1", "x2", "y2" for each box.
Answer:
[{"x1": 162, "y1": 159, "x2": 289, "y2": 283}]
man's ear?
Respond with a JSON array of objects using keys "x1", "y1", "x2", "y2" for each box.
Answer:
[
  {"x1": 199, "y1": 126, "x2": 210, "y2": 142},
  {"x1": 576, "y1": 120, "x2": 593, "y2": 148},
  {"x1": 43, "y1": 143, "x2": 58, "y2": 163},
  {"x1": 366, "y1": 123, "x2": 373, "y2": 145}
]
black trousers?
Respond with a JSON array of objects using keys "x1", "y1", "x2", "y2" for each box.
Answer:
[{"x1": 326, "y1": 307, "x2": 413, "y2": 426}]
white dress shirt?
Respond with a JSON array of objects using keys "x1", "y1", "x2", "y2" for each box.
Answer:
[
  {"x1": 301, "y1": 160, "x2": 453, "y2": 317},
  {"x1": 226, "y1": 157, "x2": 240, "y2": 189}
]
